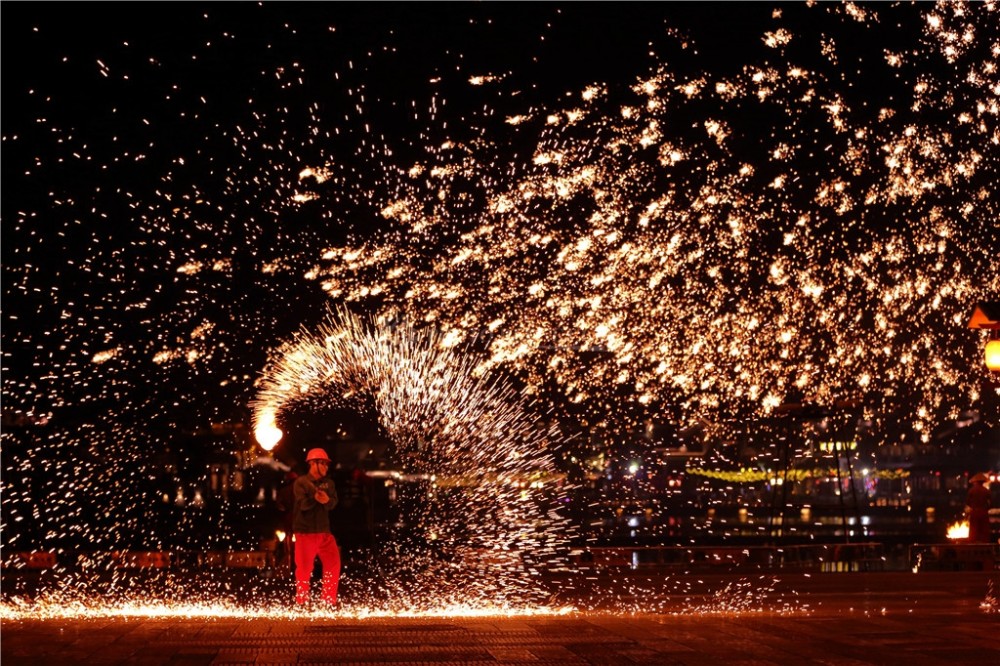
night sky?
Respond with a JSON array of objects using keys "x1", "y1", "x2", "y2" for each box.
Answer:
[{"x1": 3, "y1": 3, "x2": 999, "y2": 514}]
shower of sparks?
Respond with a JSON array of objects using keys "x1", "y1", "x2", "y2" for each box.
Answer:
[
  {"x1": 983, "y1": 579, "x2": 999, "y2": 613},
  {"x1": 2, "y1": 2, "x2": 999, "y2": 613},
  {"x1": 672, "y1": 576, "x2": 800, "y2": 616},
  {"x1": 250, "y1": 307, "x2": 571, "y2": 606},
  {"x1": 310, "y1": 5, "x2": 999, "y2": 440},
  {"x1": 0, "y1": 597, "x2": 578, "y2": 622},
  {"x1": 0, "y1": 597, "x2": 809, "y2": 622},
  {"x1": 0, "y1": 572, "x2": 804, "y2": 620}
]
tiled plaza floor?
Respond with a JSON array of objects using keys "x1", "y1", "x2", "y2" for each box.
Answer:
[{"x1": 2, "y1": 572, "x2": 998, "y2": 665}]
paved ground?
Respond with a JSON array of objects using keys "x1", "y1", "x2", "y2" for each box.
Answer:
[{"x1": 2, "y1": 571, "x2": 998, "y2": 665}]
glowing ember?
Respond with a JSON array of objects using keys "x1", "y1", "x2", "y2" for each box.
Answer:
[{"x1": 253, "y1": 416, "x2": 283, "y2": 451}]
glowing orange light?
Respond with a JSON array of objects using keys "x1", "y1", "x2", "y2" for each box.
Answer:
[
  {"x1": 985, "y1": 337, "x2": 1000, "y2": 373},
  {"x1": 946, "y1": 520, "x2": 969, "y2": 540}
]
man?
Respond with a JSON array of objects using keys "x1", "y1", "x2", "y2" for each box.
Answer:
[
  {"x1": 966, "y1": 472, "x2": 992, "y2": 544},
  {"x1": 293, "y1": 448, "x2": 340, "y2": 606}
]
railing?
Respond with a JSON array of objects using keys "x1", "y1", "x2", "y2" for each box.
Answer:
[
  {"x1": 909, "y1": 543, "x2": 998, "y2": 571},
  {"x1": 569, "y1": 543, "x2": 889, "y2": 572},
  {"x1": 0, "y1": 551, "x2": 58, "y2": 570},
  {"x1": 6, "y1": 542, "x2": 996, "y2": 575},
  {"x1": 1, "y1": 550, "x2": 280, "y2": 571}
]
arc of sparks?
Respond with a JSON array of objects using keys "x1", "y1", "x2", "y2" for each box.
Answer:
[{"x1": 251, "y1": 307, "x2": 557, "y2": 479}]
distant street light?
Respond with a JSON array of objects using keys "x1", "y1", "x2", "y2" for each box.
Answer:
[
  {"x1": 987, "y1": 337, "x2": 1000, "y2": 373},
  {"x1": 968, "y1": 301, "x2": 1000, "y2": 374}
]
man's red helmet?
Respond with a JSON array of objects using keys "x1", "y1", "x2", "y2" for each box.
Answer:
[{"x1": 305, "y1": 448, "x2": 331, "y2": 463}]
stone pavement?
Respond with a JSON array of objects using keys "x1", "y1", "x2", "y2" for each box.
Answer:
[{"x1": 2, "y1": 572, "x2": 998, "y2": 665}]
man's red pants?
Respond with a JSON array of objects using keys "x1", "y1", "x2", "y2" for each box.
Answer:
[{"x1": 293, "y1": 532, "x2": 340, "y2": 605}]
